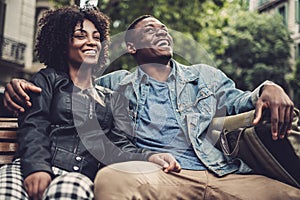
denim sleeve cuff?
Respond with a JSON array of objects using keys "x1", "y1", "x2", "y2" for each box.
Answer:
[{"x1": 251, "y1": 80, "x2": 276, "y2": 106}]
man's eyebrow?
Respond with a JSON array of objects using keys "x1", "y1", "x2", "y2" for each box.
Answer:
[
  {"x1": 143, "y1": 24, "x2": 155, "y2": 27},
  {"x1": 143, "y1": 23, "x2": 166, "y2": 28}
]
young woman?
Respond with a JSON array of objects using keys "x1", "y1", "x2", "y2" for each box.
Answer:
[{"x1": 0, "y1": 6, "x2": 180, "y2": 200}]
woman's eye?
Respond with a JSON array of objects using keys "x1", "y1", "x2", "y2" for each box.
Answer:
[
  {"x1": 94, "y1": 35, "x2": 101, "y2": 41},
  {"x1": 73, "y1": 34, "x2": 86, "y2": 39}
]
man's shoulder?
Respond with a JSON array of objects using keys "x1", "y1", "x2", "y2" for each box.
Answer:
[
  {"x1": 95, "y1": 70, "x2": 132, "y2": 90},
  {"x1": 175, "y1": 61, "x2": 220, "y2": 76}
]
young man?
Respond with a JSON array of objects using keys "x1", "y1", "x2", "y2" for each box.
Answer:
[{"x1": 4, "y1": 15, "x2": 300, "y2": 199}]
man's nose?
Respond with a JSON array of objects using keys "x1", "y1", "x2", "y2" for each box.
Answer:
[{"x1": 156, "y1": 28, "x2": 167, "y2": 36}]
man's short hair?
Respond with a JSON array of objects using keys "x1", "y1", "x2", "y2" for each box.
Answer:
[{"x1": 124, "y1": 15, "x2": 153, "y2": 43}]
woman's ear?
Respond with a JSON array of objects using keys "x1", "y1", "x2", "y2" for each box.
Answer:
[{"x1": 126, "y1": 42, "x2": 136, "y2": 54}]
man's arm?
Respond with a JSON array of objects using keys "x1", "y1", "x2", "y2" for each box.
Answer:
[
  {"x1": 4, "y1": 79, "x2": 42, "y2": 113},
  {"x1": 209, "y1": 67, "x2": 293, "y2": 141},
  {"x1": 4, "y1": 69, "x2": 130, "y2": 113}
]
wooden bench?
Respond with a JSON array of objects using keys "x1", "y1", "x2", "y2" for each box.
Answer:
[{"x1": 0, "y1": 117, "x2": 18, "y2": 166}]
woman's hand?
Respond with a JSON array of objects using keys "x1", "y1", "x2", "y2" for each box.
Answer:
[{"x1": 24, "y1": 171, "x2": 52, "y2": 200}]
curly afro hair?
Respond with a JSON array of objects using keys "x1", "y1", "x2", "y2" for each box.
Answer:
[{"x1": 35, "y1": 5, "x2": 110, "y2": 73}]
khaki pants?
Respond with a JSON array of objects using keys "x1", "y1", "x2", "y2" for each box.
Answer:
[{"x1": 94, "y1": 161, "x2": 300, "y2": 200}]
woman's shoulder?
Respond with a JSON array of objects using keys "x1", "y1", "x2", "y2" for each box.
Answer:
[{"x1": 30, "y1": 68, "x2": 69, "y2": 88}]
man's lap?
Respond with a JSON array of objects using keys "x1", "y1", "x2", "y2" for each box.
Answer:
[{"x1": 94, "y1": 161, "x2": 300, "y2": 200}]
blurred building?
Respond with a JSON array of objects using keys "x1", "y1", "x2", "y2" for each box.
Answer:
[
  {"x1": 0, "y1": 0, "x2": 54, "y2": 116},
  {"x1": 249, "y1": 0, "x2": 300, "y2": 64},
  {"x1": 0, "y1": 0, "x2": 54, "y2": 88}
]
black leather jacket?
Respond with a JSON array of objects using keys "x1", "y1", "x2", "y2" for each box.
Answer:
[{"x1": 15, "y1": 68, "x2": 152, "y2": 180}]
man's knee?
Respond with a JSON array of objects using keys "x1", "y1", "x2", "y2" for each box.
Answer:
[
  {"x1": 95, "y1": 161, "x2": 160, "y2": 186},
  {"x1": 94, "y1": 161, "x2": 162, "y2": 200}
]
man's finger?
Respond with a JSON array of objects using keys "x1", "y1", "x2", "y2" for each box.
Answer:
[
  {"x1": 167, "y1": 161, "x2": 181, "y2": 172},
  {"x1": 24, "y1": 82, "x2": 42, "y2": 93},
  {"x1": 287, "y1": 107, "x2": 294, "y2": 134},
  {"x1": 270, "y1": 107, "x2": 279, "y2": 140},
  {"x1": 253, "y1": 101, "x2": 264, "y2": 125},
  {"x1": 5, "y1": 83, "x2": 25, "y2": 106},
  {"x1": 278, "y1": 106, "x2": 286, "y2": 139},
  {"x1": 13, "y1": 80, "x2": 31, "y2": 101},
  {"x1": 279, "y1": 107, "x2": 292, "y2": 139},
  {"x1": 3, "y1": 89, "x2": 25, "y2": 112}
]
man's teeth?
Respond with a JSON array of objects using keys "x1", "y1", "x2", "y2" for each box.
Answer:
[{"x1": 157, "y1": 40, "x2": 169, "y2": 47}]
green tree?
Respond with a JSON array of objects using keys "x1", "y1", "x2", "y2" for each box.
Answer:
[{"x1": 197, "y1": 1, "x2": 293, "y2": 94}]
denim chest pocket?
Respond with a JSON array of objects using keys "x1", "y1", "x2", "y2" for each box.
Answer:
[{"x1": 180, "y1": 87, "x2": 216, "y2": 115}]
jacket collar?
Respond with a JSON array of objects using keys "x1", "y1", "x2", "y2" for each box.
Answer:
[{"x1": 118, "y1": 59, "x2": 199, "y2": 86}]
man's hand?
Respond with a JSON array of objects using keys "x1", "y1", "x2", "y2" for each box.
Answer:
[
  {"x1": 253, "y1": 83, "x2": 294, "y2": 140},
  {"x1": 148, "y1": 153, "x2": 181, "y2": 173},
  {"x1": 24, "y1": 171, "x2": 52, "y2": 200},
  {"x1": 4, "y1": 78, "x2": 42, "y2": 114}
]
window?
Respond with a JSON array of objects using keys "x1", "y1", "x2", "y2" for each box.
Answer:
[
  {"x1": 296, "y1": 0, "x2": 300, "y2": 23},
  {"x1": 278, "y1": 4, "x2": 288, "y2": 25},
  {"x1": 259, "y1": 0, "x2": 271, "y2": 7},
  {"x1": 297, "y1": 43, "x2": 300, "y2": 58},
  {"x1": 0, "y1": 0, "x2": 6, "y2": 37}
]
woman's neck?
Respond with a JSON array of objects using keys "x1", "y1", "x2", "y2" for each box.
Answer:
[{"x1": 69, "y1": 65, "x2": 93, "y2": 90}]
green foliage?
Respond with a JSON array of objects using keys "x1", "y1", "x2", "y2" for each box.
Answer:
[
  {"x1": 223, "y1": 12, "x2": 292, "y2": 91},
  {"x1": 50, "y1": 0, "x2": 71, "y2": 7},
  {"x1": 196, "y1": 2, "x2": 293, "y2": 93}
]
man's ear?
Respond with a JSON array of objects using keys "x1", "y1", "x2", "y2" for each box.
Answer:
[{"x1": 126, "y1": 42, "x2": 136, "y2": 54}]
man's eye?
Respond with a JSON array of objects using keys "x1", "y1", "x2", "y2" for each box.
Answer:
[{"x1": 144, "y1": 28, "x2": 155, "y2": 34}]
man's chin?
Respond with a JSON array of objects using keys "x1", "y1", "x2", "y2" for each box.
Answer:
[{"x1": 154, "y1": 54, "x2": 172, "y2": 64}]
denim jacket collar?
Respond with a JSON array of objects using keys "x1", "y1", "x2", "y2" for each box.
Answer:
[{"x1": 118, "y1": 59, "x2": 199, "y2": 86}]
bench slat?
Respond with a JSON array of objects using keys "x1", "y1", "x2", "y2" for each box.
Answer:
[
  {"x1": 0, "y1": 130, "x2": 17, "y2": 139},
  {"x1": 0, "y1": 118, "x2": 18, "y2": 165},
  {"x1": 0, "y1": 142, "x2": 18, "y2": 152}
]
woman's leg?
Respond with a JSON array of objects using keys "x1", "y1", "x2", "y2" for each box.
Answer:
[
  {"x1": 0, "y1": 159, "x2": 29, "y2": 199},
  {"x1": 43, "y1": 171, "x2": 94, "y2": 200}
]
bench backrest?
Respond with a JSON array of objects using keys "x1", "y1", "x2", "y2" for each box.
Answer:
[{"x1": 0, "y1": 118, "x2": 18, "y2": 166}]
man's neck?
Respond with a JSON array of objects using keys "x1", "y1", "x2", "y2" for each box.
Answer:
[{"x1": 139, "y1": 61, "x2": 172, "y2": 82}]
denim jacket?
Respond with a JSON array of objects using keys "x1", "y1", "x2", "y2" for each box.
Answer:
[{"x1": 96, "y1": 59, "x2": 263, "y2": 176}]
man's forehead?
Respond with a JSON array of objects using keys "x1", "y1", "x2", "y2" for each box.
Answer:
[{"x1": 135, "y1": 17, "x2": 165, "y2": 28}]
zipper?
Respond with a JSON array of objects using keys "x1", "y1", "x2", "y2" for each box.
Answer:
[{"x1": 89, "y1": 96, "x2": 93, "y2": 119}]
